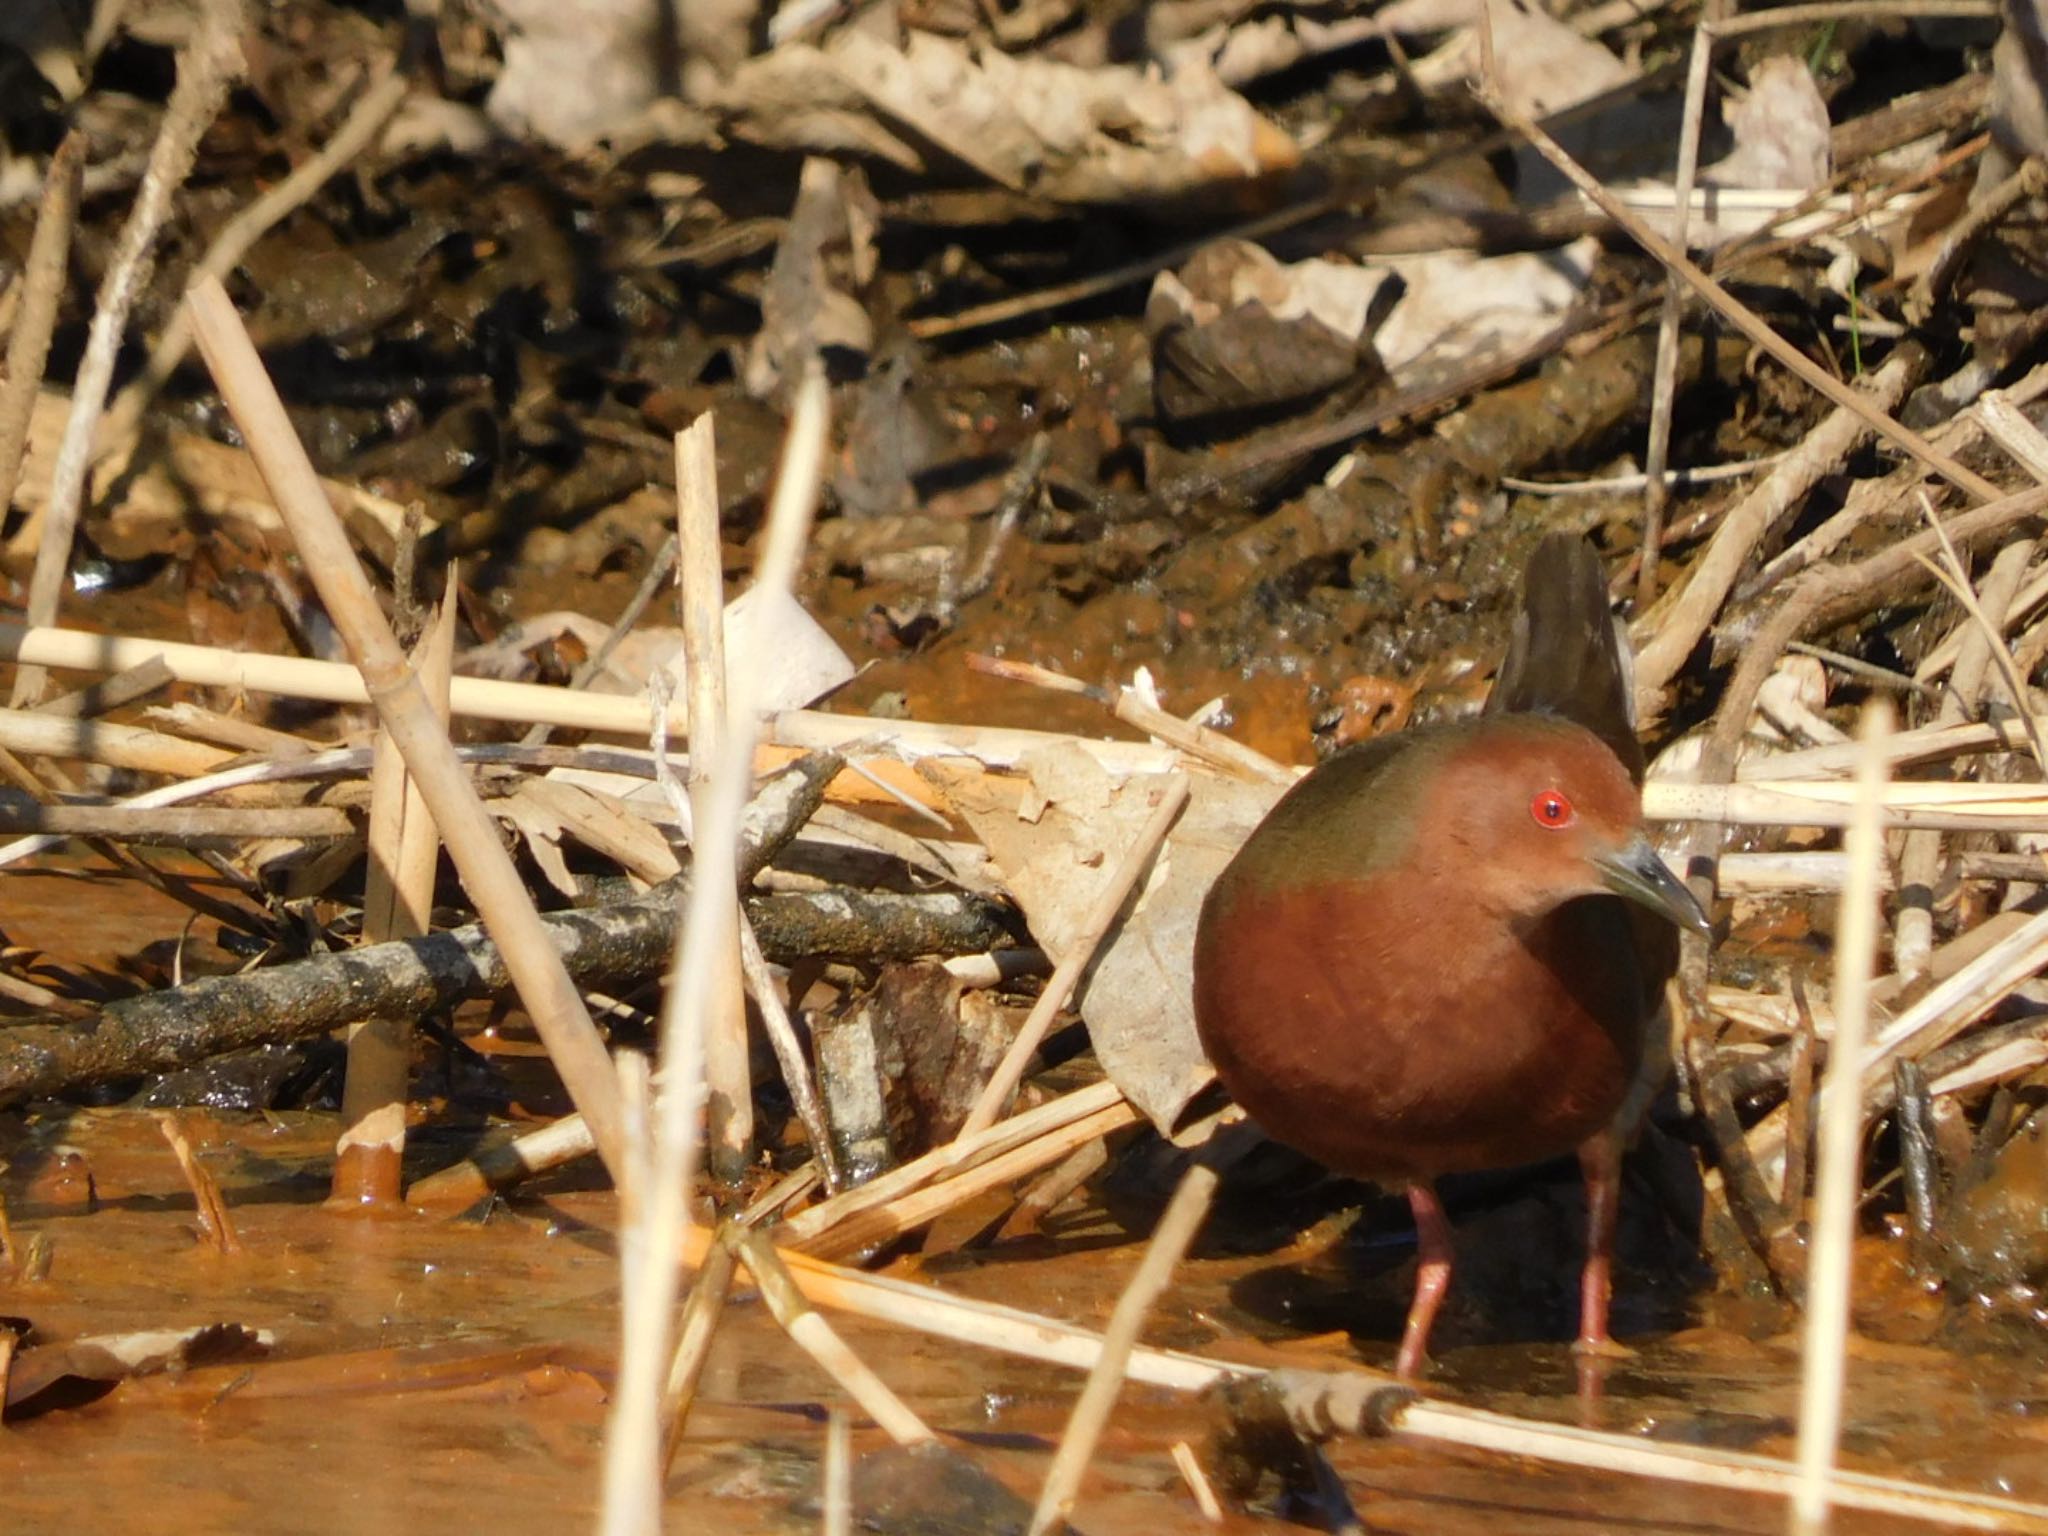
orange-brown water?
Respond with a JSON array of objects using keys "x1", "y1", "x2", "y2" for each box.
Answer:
[{"x1": 4, "y1": 1100, "x2": 2045, "y2": 1536}]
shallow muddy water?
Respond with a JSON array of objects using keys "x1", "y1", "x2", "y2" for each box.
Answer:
[{"x1": 3, "y1": 1101, "x2": 2045, "y2": 1535}]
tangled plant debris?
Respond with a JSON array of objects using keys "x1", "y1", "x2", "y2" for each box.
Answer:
[{"x1": 4, "y1": 0, "x2": 2048, "y2": 1532}]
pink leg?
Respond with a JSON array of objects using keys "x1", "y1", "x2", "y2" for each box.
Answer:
[
  {"x1": 1396, "y1": 1182, "x2": 1455, "y2": 1379},
  {"x1": 1575, "y1": 1133, "x2": 1624, "y2": 1355}
]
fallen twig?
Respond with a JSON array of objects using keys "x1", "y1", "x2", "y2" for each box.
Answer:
[
  {"x1": 0, "y1": 132, "x2": 83, "y2": 525},
  {"x1": 1472, "y1": 37, "x2": 2000, "y2": 507},
  {"x1": 0, "y1": 752, "x2": 843, "y2": 1108},
  {"x1": 10, "y1": 1, "x2": 244, "y2": 696},
  {"x1": 99, "y1": 69, "x2": 411, "y2": 450}
]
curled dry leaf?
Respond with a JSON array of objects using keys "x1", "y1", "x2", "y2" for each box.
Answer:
[
  {"x1": 484, "y1": 0, "x2": 761, "y2": 147},
  {"x1": 464, "y1": 589, "x2": 855, "y2": 719},
  {"x1": 1371, "y1": 238, "x2": 1601, "y2": 384},
  {"x1": 1147, "y1": 239, "x2": 1396, "y2": 430},
  {"x1": 4, "y1": 1322, "x2": 272, "y2": 1420},
  {"x1": 711, "y1": 31, "x2": 1299, "y2": 206},
  {"x1": 928, "y1": 746, "x2": 1281, "y2": 1133},
  {"x1": 1709, "y1": 56, "x2": 1833, "y2": 193},
  {"x1": 1147, "y1": 234, "x2": 1598, "y2": 434},
  {"x1": 1375, "y1": 0, "x2": 1633, "y2": 117}
]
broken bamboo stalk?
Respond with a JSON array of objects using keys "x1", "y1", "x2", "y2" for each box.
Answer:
[
  {"x1": 334, "y1": 582, "x2": 455, "y2": 1208},
  {"x1": 674, "y1": 411, "x2": 753, "y2": 1186},
  {"x1": 187, "y1": 273, "x2": 633, "y2": 1185}
]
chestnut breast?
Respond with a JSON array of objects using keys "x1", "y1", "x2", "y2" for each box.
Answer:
[{"x1": 1192, "y1": 715, "x2": 1658, "y2": 1185}]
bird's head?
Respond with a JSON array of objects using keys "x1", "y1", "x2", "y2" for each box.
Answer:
[{"x1": 1423, "y1": 717, "x2": 1709, "y2": 936}]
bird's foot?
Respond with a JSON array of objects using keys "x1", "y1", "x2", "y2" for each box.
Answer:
[
  {"x1": 1393, "y1": 1337, "x2": 1432, "y2": 1381},
  {"x1": 1569, "y1": 1334, "x2": 1636, "y2": 1361}
]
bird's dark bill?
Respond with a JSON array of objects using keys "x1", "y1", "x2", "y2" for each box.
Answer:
[{"x1": 1594, "y1": 836, "x2": 1711, "y2": 935}]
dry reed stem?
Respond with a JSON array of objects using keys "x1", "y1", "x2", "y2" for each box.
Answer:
[
  {"x1": 658, "y1": 1235, "x2": 736, "y2": 1472},
  {"x1": 776, "y1": 1079, "x2": 1127, "y2": 1248},
  {"x1": 1977, "y1": 390, "x2": 2048, "y2": 484},
  {"x1": 999, "y1": 1136, "x2": 1116, "y2": 1241},
  {"x1": 675, "y1": 412, "x2": 753, "y2": 1185},
  {"x1": 38, "y1": 656, "x2": 177, "y2": 721},
  {"x1": 731, "y1": 1227, "x2": 934, "y2": 1447},
  {"x1": 1506, "y1": 457, "x2": 1782, "y2": 496},
  {"x1": 100, "y1": 70, "x2": 410, "y2": 451},
  {"x1": 0, "y1": 708, "x2": 232, "y2": 777},
  {"x1": 185, "y1": 275, "x2": 632, "y2": 1182},
  {"x1": 822, "y1": 1407, "x2": 852, "y2": 1536},
  {"x1": 406, "y1": 1109, "x2": 598, "y2": 1212},
  {"x1": 0, "y1": 133, "x2": 83, "y2": 521},
  {"x1": 1171, "y1": 1440, "x2": 1224, "y2": 1523},
  {"x1": 0, "y1": 622, "x2": 1180, "y2": 794},
  {"x1": 1892, "y1": 533, "x2": 2034, "y2": 981},
  {"x1": 1758, "y1": 718, "x2": 2025, "y2": 780},
  {"x1": 736, "y1": 913, "x2": 842, "y2": 1192},
  {"x1": 602, "y1": 369, "x2": 829, "y2": 1536},
  {"x1": 0, "y1": 967, "x2": 84, "y2": 1017},
  {"x1": 797, "y1": 1096, "x2": 1140, "y2": 1261},
  {"x1": 1745, "y1": 899, "x2": 2048, "y2": 1181},
  {"x1": 1645, "y1": 776, "x2": 2048, "y2": 829},
  {"x1": 1748, "y1": 363, "x2": 2048, "y2": 602},
  {"x1": 1782, "y1": 984, "x2": 1819, "y2": 1207},
  {"x1": 1703, "y1": 483, "x2": 2048, "y2": 789},
  {"x1": 1792, "y1": 700, "x2": 1890, "y2": 1536},
  {"x1": 960, "y1": 774, "x2": 1190, "y2": 1137},
  {"x1": 0, "y1": 738, "x2": 654, "y2": 873},
  {"x1": 157, "y1": 1113, "x2": 242, "y2": 1255},
  {"x1": 1112, "y1": 690, "x2": 1296, "y2": 785},
  {"x1": 1471, "y1": 58, "x2": 2000, "y2": 508},
  {"x1": 1028, "y1": 1161, "x2": 1218, "y2": 1536},
  {"x1": 1632, "y1": 348, "x2": 1921, "y2": 707},
  {"x1": 1636, "y1": 18, "x2": 1714, "y2": 607},
  {"x1": 334, "y1": 581, "x2": 455, "y2": 1207},
  {"x1": 1633, "y1": 0, "x2": 2005, "y2": 592},
  {"x1": 10, "y1": 2, "x2": 243, "y2": 701},
  {"x1": 969, "y1": 654, "x2": 1291, "y2": 785},
  {"x1": 1910, "y1": 157, "x2": 2048, "y2": 316},
  {"x1": 1911, "y1": 511, "x2": 2047, "y2": 769},
  {"x1": 0, "y1": 803, "x2": 350, "y2": 844},
  {"x1": 674, "y1": 1224, "x2": 2048, "y2": 1531}
]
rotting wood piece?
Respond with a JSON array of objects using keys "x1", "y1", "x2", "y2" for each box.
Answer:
[{"x1": 0, "y1": 881, "x2": 1012, "y2": 1109}]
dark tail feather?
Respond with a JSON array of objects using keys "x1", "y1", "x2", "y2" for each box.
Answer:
[{"x1": 1486, "y1": 534, "x2": 1644, "y2": 782}]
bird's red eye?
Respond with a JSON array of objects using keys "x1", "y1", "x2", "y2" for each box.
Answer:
[{"x1": 1531, "y1": 789, "x2": 1575, "y2": 829}]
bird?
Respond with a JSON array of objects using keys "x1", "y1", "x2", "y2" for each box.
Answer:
[{"x1": 1191, "y1": 534, "x2": 1709, "y2": 1380}]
